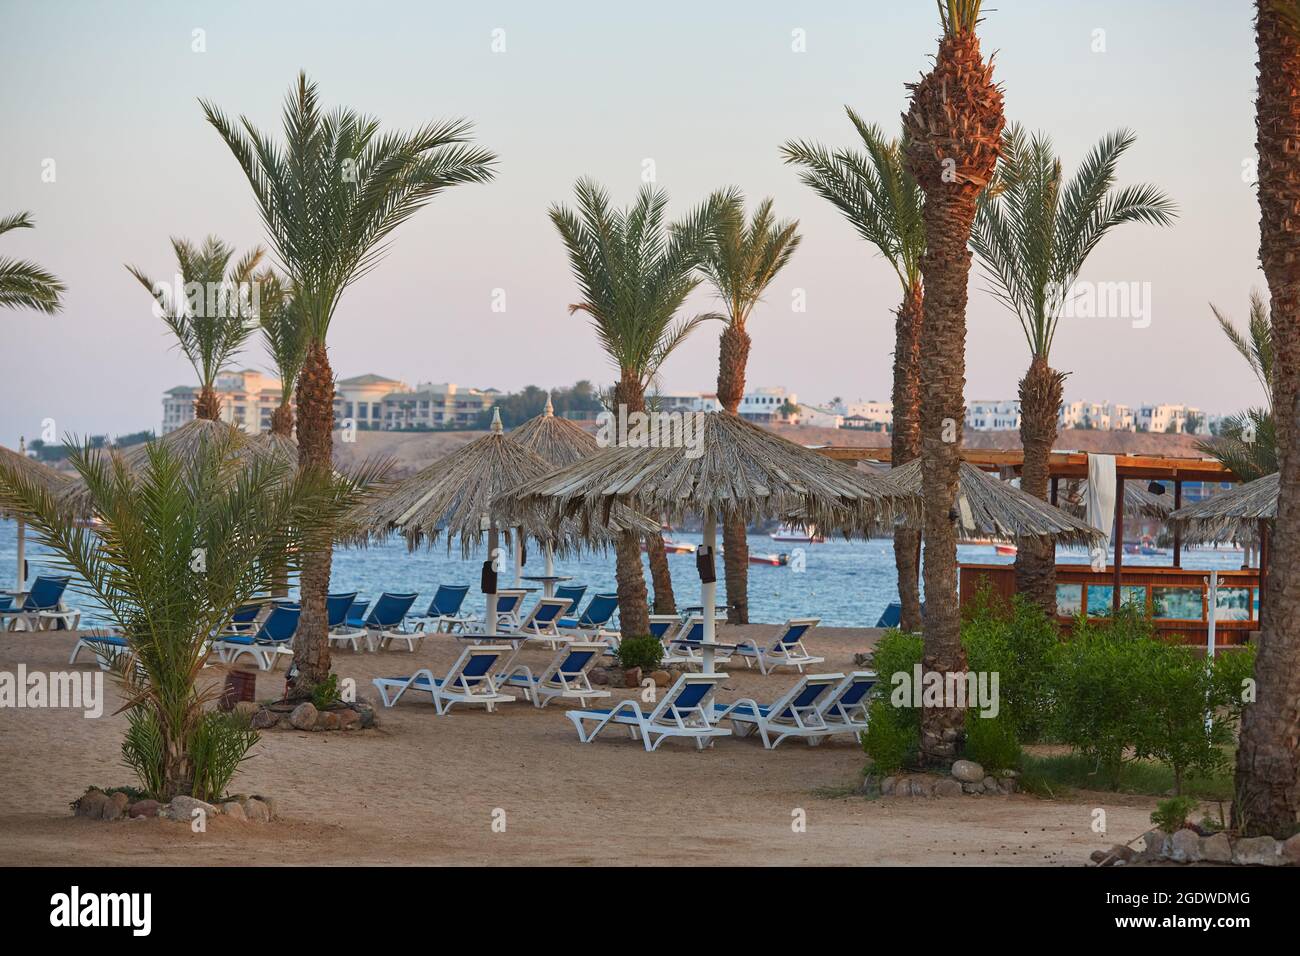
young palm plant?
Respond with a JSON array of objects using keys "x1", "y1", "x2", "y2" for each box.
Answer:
[
  {"x1": 970, "y1": 125, "x2": 1176, "y2": 614},
  {"x1": 1198, "y1": 292, "x2": 1276, "y2": 481},
  {"x1": 0, "y1": 432, "x2": 377, "y2": 801},
  {"x1": 782, "y1": 112, "x2": 926, "y2": 632},
  {"x1": 202, "y1": 73, "x2": 498, "y2": 694},
  {"x1": 549, "y1": 179, "x2": 731, "y2": 636},
  {"x1": 127, "y1": 236, "x2": 265, "y2": 421},
  {"x1": 902, "y1": 0, "x2": 1005, "y2": 768},
  {"x1": 697, "y1": 194, "x2": 802, "y2": 624},
  {"x1": 256, "y1": 270, "x2": 304, "y2": 437},
  {"x1": 1235, "y1": 0, "x2": 1300, "y2": 837},
  {"x1": 0, "y1": 211, "x2": 65, "y2": 314}
]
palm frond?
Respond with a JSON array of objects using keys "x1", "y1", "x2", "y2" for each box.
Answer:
[{"x1": 0, "y1": 211, "x2": 64, "y2": 314}]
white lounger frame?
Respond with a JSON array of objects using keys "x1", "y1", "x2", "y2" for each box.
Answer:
[
  {"x1": 818, "y1": 671, "x2": 878, "y2": 736},
  {"x1": 566, "y1": 673, "x2": 732, "y2": 751},
  {"x1": 711, "y1": 672, "x2": 845, "y2": 748},
  {"x1": 732, "y1": 617, "x2": 824, "y2": 674},
  {"x1": 372, "y1": 645, "x2": 515, "y2": 714},
  {"x1": 497, "y1": 641, "x2": 610, "y2": 708}
]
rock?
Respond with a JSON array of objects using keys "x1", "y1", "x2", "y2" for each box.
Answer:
[
  {"x1": 1199, "y1": 832, "x2": 1232, "y2": 863},
  {"x1": 1282, "y1": 833, "x2": 1300, "y2": 865},
  {"x1": 650, "y1": 670, "x2": 671, "y2": 688},
  {"x1": 162, "y1": 795, "x2": 218, "y2": 822},
  {"x1": 910, "y1": 779, "x2": 931, "y2": 797},
  {"x1": 890, "y1": 775, "x2": 909, "y2": 797},
  {"x1": 589, "y1": 667, "x2": 609, "y2": 686},
  {"x1": 880, "y1": 776, "x2": 897, "y2": 796},
  {"x1": 951, "y1": 759, "x2": 985, "y2": 783},
  {"x1": 623, "y1": 667, "x2": 642, "y2": 687},
  {"x1": 961, "y1": 782, "x2": 982, "y2": 794},
  {"x1": 233, "y1": 700, "x2": 260, "y2": 718},
  {"x1": 315, "y1": 710, "x2": 340, "y2": 731},
  {"x1": 1232, "y1": 835, "x2": 1280, "y2": 866},
  {"x1": 1090, "y1": 848, "x2": 1108, "y2": 864},
  {"x1": 982, "y1": 776, "x2": 999, "y2": 792},
  {"x1": 128, "y1": 799, "x2": 160, "y2": 819},
  {"x1": 220, "y1": 801, "x2": 247, "y2": 822},
  {"x1": 356, "y1": 704, "x2": 376, "y2": 729},
  {"x1": 243, "y1": 798, "x2": 271, "y2": 824},
  {"x1": 933, "y1": 778, "x2": 963, "y2": 798},
  {"x1": 1169, "y1": 828, "x2": 1201, "y2": 863},
  {"x1": 75, "y1": 789, "x2": 110, "y2": 819},
  {"x1": 277, "y1": 718, "x2": 294, "y2": 730},
  {"x1": 997, "y1": 777, "x2": 1018, "y2": 795},
  {"x1": 250, "y1": 707, "x2": 279, "y2": 730},
  {"x1": 288, "y1": 701, "x2": 318, "y2": 731},
  {"x1": 338, "y1": 708, "x2": 361, "y2": 731}
]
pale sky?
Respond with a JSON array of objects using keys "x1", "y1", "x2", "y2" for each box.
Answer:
[{"x1": 0, "y1": 0, "x2": 1265, "y2": 447}]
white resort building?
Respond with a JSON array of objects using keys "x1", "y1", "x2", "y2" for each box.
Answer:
[{"x1": 161, "y1": 369, "x2": 282, "y2": 435}]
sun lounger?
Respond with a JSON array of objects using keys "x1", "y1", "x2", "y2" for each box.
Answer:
[
  {"x1": 351, "y1": 592, "x2": 420, "y2": 652},
  {"x1": 557, "y1": 592, "x2": 620, "y2": 648},
  {"x1": 224, "y1": 602, "x2": 263, "y2": 634},
  {"x1": 513, "y1": 597, "x2": 577, "y2": 648},
  {"x1": 552, "y1": 584, "x2": 587, "y2": 613},
  {"x1": 372, "y1": 645, "x2": 515, "y2": 714},
  {"x1": 212, "y1": 604, "x2": 300, "y2": 671},
  {"x1": 710, "y1": 673, "x2": 845, "y2": 748},
  {"x1": 497, "y1": 641, "x2": 610, "y2": 708},
  {"x1": 1, "y1": 575, "x2": 74, "y2": 631},
  {"x1": 69, "y1": 632, "x2": 130, "y2": 670},
  {"x1": 324, "y1": 591, "x2": 366, "y2": 651},
  {"x1": 658, "y1": 614, "x2": 736, "y2": 668},
  {"x1": 409, "y1": 584, "x2": 473, "y2": 634},
  {"x1": 732, "y1": 618, "x2": 824, "y2": 674},
  {"x1": 818, "y1": 671, "x2": 878, "y2": 736},
  {"x1": 566, "y1": 672, "x2": 732, "y2": 751}
]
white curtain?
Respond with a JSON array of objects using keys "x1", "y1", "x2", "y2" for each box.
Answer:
[{"x1": 1085, "y1": 454, "x2": 1116, "y2": 572}]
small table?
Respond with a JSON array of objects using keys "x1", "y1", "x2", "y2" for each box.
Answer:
[
  {"x1": 680, "y1": 604, "x2": 730, "y2": 622},
  {"x1": 520, "y1": 575, "x2": 572, "y2": 598}
]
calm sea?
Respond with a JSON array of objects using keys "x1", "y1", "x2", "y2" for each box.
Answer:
[{"x1": 1, "y1": 518, "x2": 1251, "y2": 629}]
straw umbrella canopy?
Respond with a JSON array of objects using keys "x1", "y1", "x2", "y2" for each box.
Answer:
[
  {"x1": 1057, "y1": 478, "x2": 1174, "y2": 521},
  {"x1": 503, "y1": 411, "x2": 910, "y2": 669},
  {"x1": 0, "y1": 441, "x2": 71, "y2": 593},
  {"x1": 1167, "y1": 472, "x2": 1278, "y2": 546},
  {"x1": 879, "y1": 460, "x2": 1106, "y2": 548}
]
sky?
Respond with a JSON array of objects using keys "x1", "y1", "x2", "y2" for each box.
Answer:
[{"x1": 0, "y1": 0, "x2": 1266, "y2": 447}]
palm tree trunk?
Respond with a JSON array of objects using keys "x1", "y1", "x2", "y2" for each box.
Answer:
[
  {"x1": 613, "y1": 371, "x2": 654, "y2": 636},
  {"x1": 287, "y1": 340, "x2": 334, "y2": 696},
  {"x1": 717, "y1": 324, "x2": 751, "y2": 623},
  {"x1": 270, "y1": 401, "x2": 294, "y2": 437},
  {"x1": 645, "y1": 534, "x2": 676, "y2": 614},
  {"x1": 892, "y1": 282, "x2": 924, "y2": 632},
  {"x1": 1014, "y1": 356, "x2": 1065, "y2": 615},
  {"x1": 194, "y1": 385, "x2": 222, "y2": 422},
  {"x1": 1234, "y1": 0, "x2": 1300, "y2": 837}
]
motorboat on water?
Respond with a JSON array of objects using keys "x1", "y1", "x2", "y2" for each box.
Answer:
[{"x1": 769, "y1": 524, "x2": 825, "y2": 543}]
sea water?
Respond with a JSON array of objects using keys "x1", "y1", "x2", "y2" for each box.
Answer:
[{"x1": 0, "y1": 518, "x2": 1251, "y2": 629}]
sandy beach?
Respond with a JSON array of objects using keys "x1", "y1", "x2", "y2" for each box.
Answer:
[{"x1": 0, "y1": 623, "x2": 1157, "y2": 866}]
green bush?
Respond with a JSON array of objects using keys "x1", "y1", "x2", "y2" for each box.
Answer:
[
  {"x1": 311, "y1": 673, "x2": 342, "y2": 709},
  {"x1": 1211, "y1": 645, "x2": 1258, "y2": 722},
  {"x1": 859, "y1": 699, "x2": 918, "y2": 776},
  {"x1": 961, "y1": 589, "x2": 1059, "y2": 743},
  {"x1": 1151, "y1": 795, "x2": 1198, "y2": 832},
  {"x1": 868, "y1": 629, "x2": 924, "y2": 734},
  {"x1": 964, "y1": 709, "x2": 1021, "y2": 773},
  {"x1": 615, "y1": 636, "x2": 663, "y2": 672},
  {"x1": 1136, "y1": 645, "x2": 1234, "y2": 795},
  {"x1": 190, "y1": 711, "x2": 260, "y2": 803}
]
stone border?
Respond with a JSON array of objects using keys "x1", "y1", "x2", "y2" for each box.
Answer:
[
  {"x1": 249, "y1": 699, "x2": 376, "y2": 732},
  {"x1": 73, "y1": 790, "x2": 277, "y2": 824},
  {"x1": 1093, "y1": 829, "x2": 1300, "y2": 866},
  {"x1": 870, "y1": 759, "x2": 1019, "y2": 798}
]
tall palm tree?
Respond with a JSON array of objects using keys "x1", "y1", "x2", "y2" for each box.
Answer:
[
  {"x1": 782, "y1": 112, "x2": 926, "y2": 632},
  {"x1": 549, "y1": 179, "x2": 729, "y2": 637},
  {"x1": 697, "y1": 194, "x2": 802, "y2": 624},
  {"x1": 902, "y1": 0, "x2": 1005, "y2": 769},
  {"x1": 0, "y1": 211, "x2": 65, "y2": 314},
  {"x1": 970, "y1": 125, "x2": 1176, "y2": 614},
  {"x1": 202, "y1": 72, "x2": 498, "y2": 694},
  {"x1": 1199, "y1": 292, "x2": 1276, "y2": 481},
  {"x1": 128, "y1": 237, "x2": 264, "y2": 421},
  {"x1": 256, "y1": 270, "x2": 304, "y2": 436},
  {"x1": 1235, "y1": 0, "x2": 1300, "y2": 837}
]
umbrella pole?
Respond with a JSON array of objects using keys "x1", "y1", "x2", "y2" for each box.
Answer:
[
  {"x1": 702, "y1": 508, "x2": 717, "y2": 674},
  {"x1": 15, "y1": 517, "x2": 25, "y2": 594},
  {"x1": 487, "y1": 525, "x2": 499, "y2": 637},
  {"x1": 513, "y1": 528, "x2": 523, "y2": 587}
]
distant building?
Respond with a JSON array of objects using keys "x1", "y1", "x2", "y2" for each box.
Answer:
[
  {"x1": 334, "y1": 374, "x2": 408, "y2": 429},
  {"x1": 839, "y1": 400, "x2": 893, "y2": 430},
  {"x1": 738, "y1": 386, "x2": 797, "y2": 423},
  {"x1": 161, "y1": 369, "x2": 282, "y2": 435},
  {"x1": 1060, "y1": 400, "x2": 1135, "y2": 431},
  {"x1": 380, "y1": 382, "x2": 499, "y2": 429},
  {"x1": 794, "y1": 403, "x2": 843, "y2": 429},
  {"x1": 1137, "y1": 403, "x2": 1208, "y2": 435},
  {"x1": 965, "y1": 399, "x2": 1021, "y2": 431},
  {"x1": 652, "y1": 391, "x2": 720, "y2": 414}
]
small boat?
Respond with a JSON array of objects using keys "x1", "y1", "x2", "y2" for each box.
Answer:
[
  {"x1": 643, "y1": 538, "x2": 697, "y2": 554},
  {"x1": 770, "y1": 524, "x2": 826, "y2": 543},
  {"x1": 994, "y1": 544, "x2": 1017, "y2": 557},
  {"x1": 749, "y1": 552, "x2": 790, "y2": 567}
]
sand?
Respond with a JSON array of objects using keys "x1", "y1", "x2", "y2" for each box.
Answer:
[{"x1": 0, "y1": 623, "x2": 1156, "y2": 866}]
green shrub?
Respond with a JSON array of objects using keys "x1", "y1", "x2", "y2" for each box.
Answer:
[
  {"x1": 311, "y1": 673, "x2": 341, "y2": 709},
  {"x1": 859, "y1": 699, "x2": 918, "y2": 776},
  {"x1": 964, "y1": 709, "x2": 1021, "y2": 773},
  {"x1": 1151, "y1": 795, "x2": 1198, "y2": 832},
  {"x1": 1211, "y1": 645, "x2": 1258, "y2": 722},
  {"x1": 1136, "y1": 645, "x2": 1233, "y2": 795},
  {"x1": 961, "y1": 590, "x2": 1059, "y2": 743},
  {"x1": 615, "y1": 636, "x2": 663, "y2": 672},
  {"x1": 868, "y1": 629, "x2": 923, "y2": 733},
  {"x1": 190, "y1": 711, "x2": 260, "y2": 804}
]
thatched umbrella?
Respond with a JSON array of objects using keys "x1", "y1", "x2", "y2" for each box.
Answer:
[
  {"x1": 1167, "y1": 472, "x2": 1277, "y2": 546},
  {"x1": 0, "y1": 439, "x2": 70, "y2": 592},
  {"x1": 352, "y1": 409, "x2": 657, "y2": 635},
  {"x1": 880, "y1": 460, "x2": 1107, "y2": 548},
  {"x1": 1057, "y1": 478, "x2": 1173, "y2": 520},
  {"x1": 506, "y1": 396, "x2": 600, "y2": 586},
  {"x1": 503, "y1": 412, "x2": 910, "y2": 669},
  {"x1": 56, "y1": 419, "x2": 258, "y2": 518}
]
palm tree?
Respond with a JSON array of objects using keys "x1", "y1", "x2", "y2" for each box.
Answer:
[
  {"x1": 902, "y1": 0, "x2": 1005, "y2": 769},
  {"x1": 256, "y1": 270, "x2": 304, "y2": 436},
  {"x1": 0, "y1": 211, "x2": 65, "y2": 314},
  {"x1": 970, "y1": 125, "x2": 1176, "y2": 614},
  {"x1": 128, "y1": 237, "x2": 264, "y2": 421},
  {"x1": 697, "y1": 194, "x2": 801, "y2": 624},
  {"x1": 202, "y1": 72, "x2": 498, "y2": 694},
  {"x1": 1234, "y1": 0, "x2": 1300, "y2": 837},
  {"x1": 782, "y1": 112, "x2": 926, "y2": 632},
  {"x1": 1199, "y1": 292, "x2": 1276, "y2": 481},
  {"x1": 549, "y1": 179, "x2": 729, "y2": 637},
  {"x1": 0, "y1": 432, "x2": 375, "y2": 800}
]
